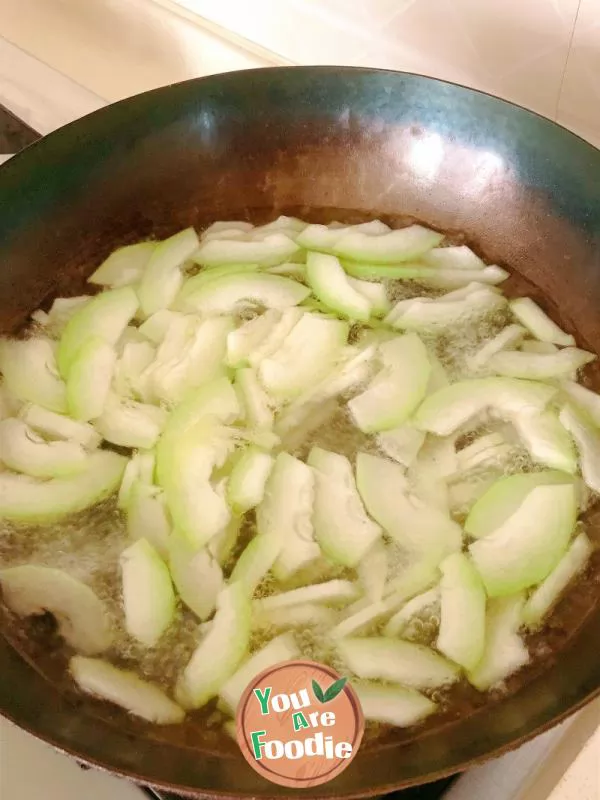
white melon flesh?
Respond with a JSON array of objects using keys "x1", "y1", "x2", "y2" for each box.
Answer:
[
  {"x1": 0, "y1": 565, "x2": 111, "y2": 654},
  {"x1": 562, "y1": 381, "x2": 600, "y2": 428},
  {"x1": 126, "y1": 482, "x2": 171, "y2": 558},
  {"x1": 348, "y1": 334, "x2": 431, "y2": 433},
  {"x1": 70, "y1": 656, "x2": 184, "y2": 724},
  {"x1": 465, "y1": 470, "x2": 576, "y2": 539},
  {"x1": 488, "y1": 348, "x2": 595, "y2": 380},
  {"x1": 509, "y1": 297, "x2": 575, "y2": 346},
  {"x1": 227, "y1": 447, "x2": 274, "y2": 515},
  {"x1": 559, "y1": 404, "x2": 600, "y2": 493},
  {"x1": 181, "y1": 273, "x2": 309, "y2": 315},
  {"x1": 94, "y1": 395, "x2": 167, "y2": 450},
  {"x1": 138, "y1": 228, "x2": 199, "y2": 317},
  {"x1": 0, "y1": 418, "x2": 88, "y2": 478},
  {"x1": 120, "y1": 539, "x2": 175, "y2": 647},
  {"x1": 193, "y1": 233, "x2": 299, "y2": 267},
  {"x1": 308, "y1": 447, "x2": 382, "y2": 567},
  {"x1": 333, "y1": 225, "x2": 442, "y2": 263},
  {"x1": 89, "y1": 241, "x2": 156, "y2": 288},
  {"x1": 468, "y1": 594, "x2": 529, "y2": 691},
  {"x1": 20, "y1": 404, "x2": 100, "y2": 449},
  {"x1": 0, "y1": 337, "x2": 67, "y2": 413},
  {"x1": 355, "y1": 452, "x2": 461, "y2": 564},
  {"x1": 257, "y1": 451, "x2": 320, "y2": 581},
  {"x1": 384, "y1": 588, "x2": 440, "y2": 637},
  {"x1": 306, "y1": 252, "x2": 372, "y2": 321},
  {"x1": 177, "y1": 583, "x2": 251, "y2": 709},
  {"x1": 156, "y1": 379, "x2": 240, "y2": 548},
  {"x1": 414, "y1": 378, "x2": 556, "y2": 436},
  {"x1": 219, "y1": 633, "x2": 300, "y2": 715},
  {"x1": 386, "y1": 289, "x2": 504, "y2": 331},
  {"x1": 337, "y1": 637, "x2": 459, "y2": 690},
  {"x1": 522, "y1": 533, "x2": 593, "y2": 628},
  {"x1": 423, "y1": 245, "x2": 485, "y2": 270},
  {"x1": 235, "y1": 368, "x2": 274, "y2": 431},
  {"x1": 437, "y1": 552, "x2": 486, "y2": 671},
  {"x1": 511, "y1": 410, "x2": 577, "y2": 474},
  {"x1": 354, "y1": 682, "x2": 437, "y2": 727},
  {"x1": 377, "y1": 424, "x2": 426, "y2": 468},
  {"x1": 468, "y1": 484, "x2": 576, "y2": 596},
  {"x1": 229, "y1": 535, "x2": 282, "y2": 596},
  {"x1": 258, "y1": 313, "x2": 348, "y2": 400},
  {"x1": 0, "y1": 450, "x2": 126, "y2": 522},
  {"x1": 168, "y1": 530, "x2": 223, "y2": 621},
  {"x1": 67, "y1": 337, "x2": 115, "y2": 421},
  {"x1": 256, "y1": 580, "x2": 359, "y2": 612},
  {"x1": 57, "y1": 287, "x2": 138, "y2": 377},
  {"x1": 226, "y1": 310, "x2": 281, "y2": 368},
  {"x1": 358, "y1": 540, "x2": 388, "y2": 602},
  {"x1": 160, "y1": 433, "x2": 234, "y2": 550},
  {"x1": 150, "y1": 316, "x2": 232, "y2": 406}
]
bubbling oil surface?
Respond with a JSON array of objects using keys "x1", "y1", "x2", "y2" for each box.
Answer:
[{"x1": 0, "y1": 275, "x2": 597, "y2": 742}]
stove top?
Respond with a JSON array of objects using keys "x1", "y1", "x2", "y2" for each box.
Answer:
[
  {"x1": 142, "y1": 777, "x2": 458, "y2": 800},
  {"x1": 0, "y1": 103, "x2": 40, "y2": 153}
]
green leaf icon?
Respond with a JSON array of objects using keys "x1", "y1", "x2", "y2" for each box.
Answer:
[
  {"x1": 323, "y1": 677, "x2": 348, "y2": 702},
  {"x1": 312, "y1": 679, "x2": 325, "y2": 703}
]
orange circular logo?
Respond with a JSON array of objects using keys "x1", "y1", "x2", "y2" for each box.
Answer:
[{"x1": 236, "y1": 660, "x2": 364, "y2": 788}]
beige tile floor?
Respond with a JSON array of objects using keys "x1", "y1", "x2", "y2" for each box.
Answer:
[{"x1": 0, "y1": 0, "x2": 598, "y2": 147}]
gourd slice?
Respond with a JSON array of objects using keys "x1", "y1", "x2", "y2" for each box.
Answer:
[{"x1": 0, "y1": 566, "x2": 111, "y2": 654}]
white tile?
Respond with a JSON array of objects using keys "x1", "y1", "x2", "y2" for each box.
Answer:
[
  {"x1": 355, "y1": 0, "x2": 580, "y2": 119},
  {"x1": 0, "y1": 37, "x2": 104, "y2": 134},
  {"x1": 0, "y1": 0, "x2": 276, "y2": 103},
  {"x1": 557, "y1": 0, "x2": 600, "y2": 146},
  {"x1": 1, "y1": 718, "x2": 146, "y2": 800},
  {"x1": 556, "y1": 109, "x2": 600, "y2": 148},
  {"x1": 166, "y1": 0, "x2": 384, "y2": 64}
]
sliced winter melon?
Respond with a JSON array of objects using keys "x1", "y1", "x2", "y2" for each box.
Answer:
[
  {"x1": 308, "y1": 447, "x2": 382, "y2": 567},
  {"x1": 0, "y1": 338, "x2": 67, "y2": 413},
  {"x1": 89, "y1": 241, "x2": 156, "y2": 288},
  {"x1": 354, "y1": 682, "x2": 437, "y2": 727},
  {"x1": 467, "y1": 594, "x2": 529, "y2": 691},
  {"x1": 258, "y1": 313, "x2": 348, "y2": 400},
  {"x1": 70, "y1": 656, "x2": 184, "y2": 724},
  {"x1": 257, "y1": 452, "x2": 320, "y2": 581},
  {"x1": 219, "y1": 633, "x2": 300, "y2": 715},
  {"x1": 306, "y1": 252, "x2": 372, "y2": 321},
  {"x1": 120, "y1": 538, "x2": 175, "y2": 647},
  {"x1": 0, "y1": 450, "x2": 126, "y2": 522},
  {"x1": 168, "y1": 529, "x2": 223, "y2": 621},
  {"x1": 522, "y1": 533, "x2": 593, "y2": 628},
  {"x1": 348, "y1": 334, "x2": 431, "y2": 433},
  {"x1": 468, "y1": 483, "x2": 576, "y2": 596},
  {"x1": 437, "y1": 552, "x2": 486, "y2": 670},
  {"x1": 57, "y1": 287, "x2": 138, "y2": 377},
  {"x1": 465, "y1": 470, "x2": 575, "y2": 539},
  {"x1": 177, "y1": 582, "x2": 251, "y2": 709},
  {"x1": 0, "y1": 565, "x2": 111, "y2": 654},
  {"x1": 414, "y1": 378, "x2": 556, "y2": 436},
  {"x1": 0, "y1": 418, "x2": 88, "y2": 478},
  {"x1": 137, "y1": 228, "x2": 199, "y2": 317},
  {"x1": 66, "y1": 336, "x2": 115, "y2": 421},
  {"x1": 337, "y1": 637, "x2": 459, "y2": 690}
]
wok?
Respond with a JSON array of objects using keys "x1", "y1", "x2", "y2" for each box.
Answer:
[{"x1": 0, "y1": 67, "x2": 599, "y2": 798}]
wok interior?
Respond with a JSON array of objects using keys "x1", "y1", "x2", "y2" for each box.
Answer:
[{"x1": 0, "y1": 68, "x2": 599, "y2": 797}]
